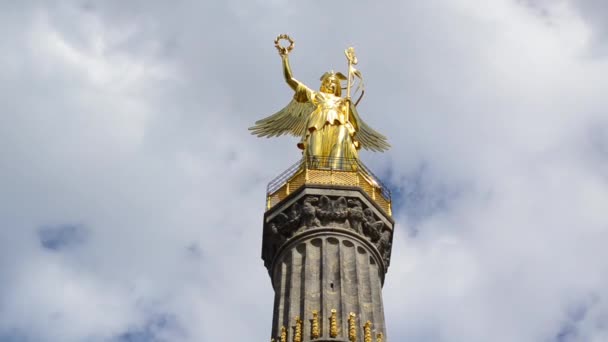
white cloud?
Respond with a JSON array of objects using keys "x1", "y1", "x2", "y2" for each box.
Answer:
[{"x1": 0, "y1": 1, "x2": 607, "y2": 341}]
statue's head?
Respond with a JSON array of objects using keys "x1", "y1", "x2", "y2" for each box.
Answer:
[{"x1": 319, "y1": 71, "x2": 347, "y2": 96}]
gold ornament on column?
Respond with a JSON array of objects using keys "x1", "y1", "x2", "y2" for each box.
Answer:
[
  {"x1": 330, "y1": 309, "x2": 338, "y2": 338},
  {"x1": 311, "y1": 310, "x2": 320, "y2": 339},
  {"x1": 294, "y1": 316, "x2": 303, "y2": 342},
  {"x1": 377, "y1": 332, "x2": 384, "y2": 342},
  {"x1": 348, "y1": 312, "x2": 357, "y2": 342},
  {"x1": 280, "y1": 326, "x2": 287, "y2": 342},
  {"x1": 364, "y1": 321, "x2": 372, "y2": 342}
]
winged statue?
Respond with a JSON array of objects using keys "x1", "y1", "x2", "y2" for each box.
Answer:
[{"x1": 249, "y1": 35, "x2": 390, "y2": 170}]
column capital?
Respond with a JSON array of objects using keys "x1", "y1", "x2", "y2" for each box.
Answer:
[{"x1": 261, "y1": 185, "x2": 395, "y2": 276}]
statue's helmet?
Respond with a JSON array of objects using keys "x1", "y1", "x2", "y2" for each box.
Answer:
[{"x1": 319, "y1": 71, "x2": 347, "y2": 96}]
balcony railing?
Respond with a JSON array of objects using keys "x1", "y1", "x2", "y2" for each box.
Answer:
[{"x1": 266, "y1": 156, "x2": 392, "y2": 216}]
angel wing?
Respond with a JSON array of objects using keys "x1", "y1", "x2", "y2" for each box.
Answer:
[
  {"x1": 349, "y1": 102, "x2": 391, "y2": 152},
  {"x1": 249, "y1": 87, "x2": 315, "y2": 138}
]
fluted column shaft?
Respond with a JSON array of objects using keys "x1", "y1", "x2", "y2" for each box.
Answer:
[{"x1": 271, "y1": 229, "x2": 385, "y2": 341}]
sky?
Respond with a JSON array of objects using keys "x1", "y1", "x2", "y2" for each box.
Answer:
[{"x1": 1, "y1": 1, "x2": 607, "y2": 341}]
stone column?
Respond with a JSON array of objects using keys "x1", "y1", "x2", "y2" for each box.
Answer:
[{"x1": 262, "y1": 186, "x2": 394, "y2": 342}]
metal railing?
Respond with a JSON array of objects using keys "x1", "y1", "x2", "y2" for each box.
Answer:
[
  {"x1": 267, "y1": 158, "x2": 306, "y2": 195},
  {"x1": 266, "y1": 156, "x2": 391, "y2": 201}
]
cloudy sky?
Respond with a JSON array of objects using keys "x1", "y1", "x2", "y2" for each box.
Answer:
[{"x1": 1, "y1": 1, "x2": 608, "y2": 341}]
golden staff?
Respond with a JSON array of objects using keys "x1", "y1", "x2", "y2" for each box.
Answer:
[
  {"x1": 343, "y1": 46, "x2": 358, "y2": 129},
  {"x1": 345, "y1": 47, "x2": 358, "y2": 100}
]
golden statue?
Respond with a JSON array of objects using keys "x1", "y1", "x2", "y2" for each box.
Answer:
[{"x1": 250, "y1": 34, "x2": 390, "y2": 170}]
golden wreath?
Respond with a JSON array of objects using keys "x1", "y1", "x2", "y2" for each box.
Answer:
[{"x1": 274, "y1": 34, "x2": 295, "y2": 55}]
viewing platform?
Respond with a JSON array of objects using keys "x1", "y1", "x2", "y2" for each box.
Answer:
[{"x1": 266, "y1": 156, "x2": 392, "y2": 216}]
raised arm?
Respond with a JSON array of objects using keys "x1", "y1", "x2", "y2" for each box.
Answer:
[{"x1": 281, "y1": 54, "x2": 302, "y2": 91}]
